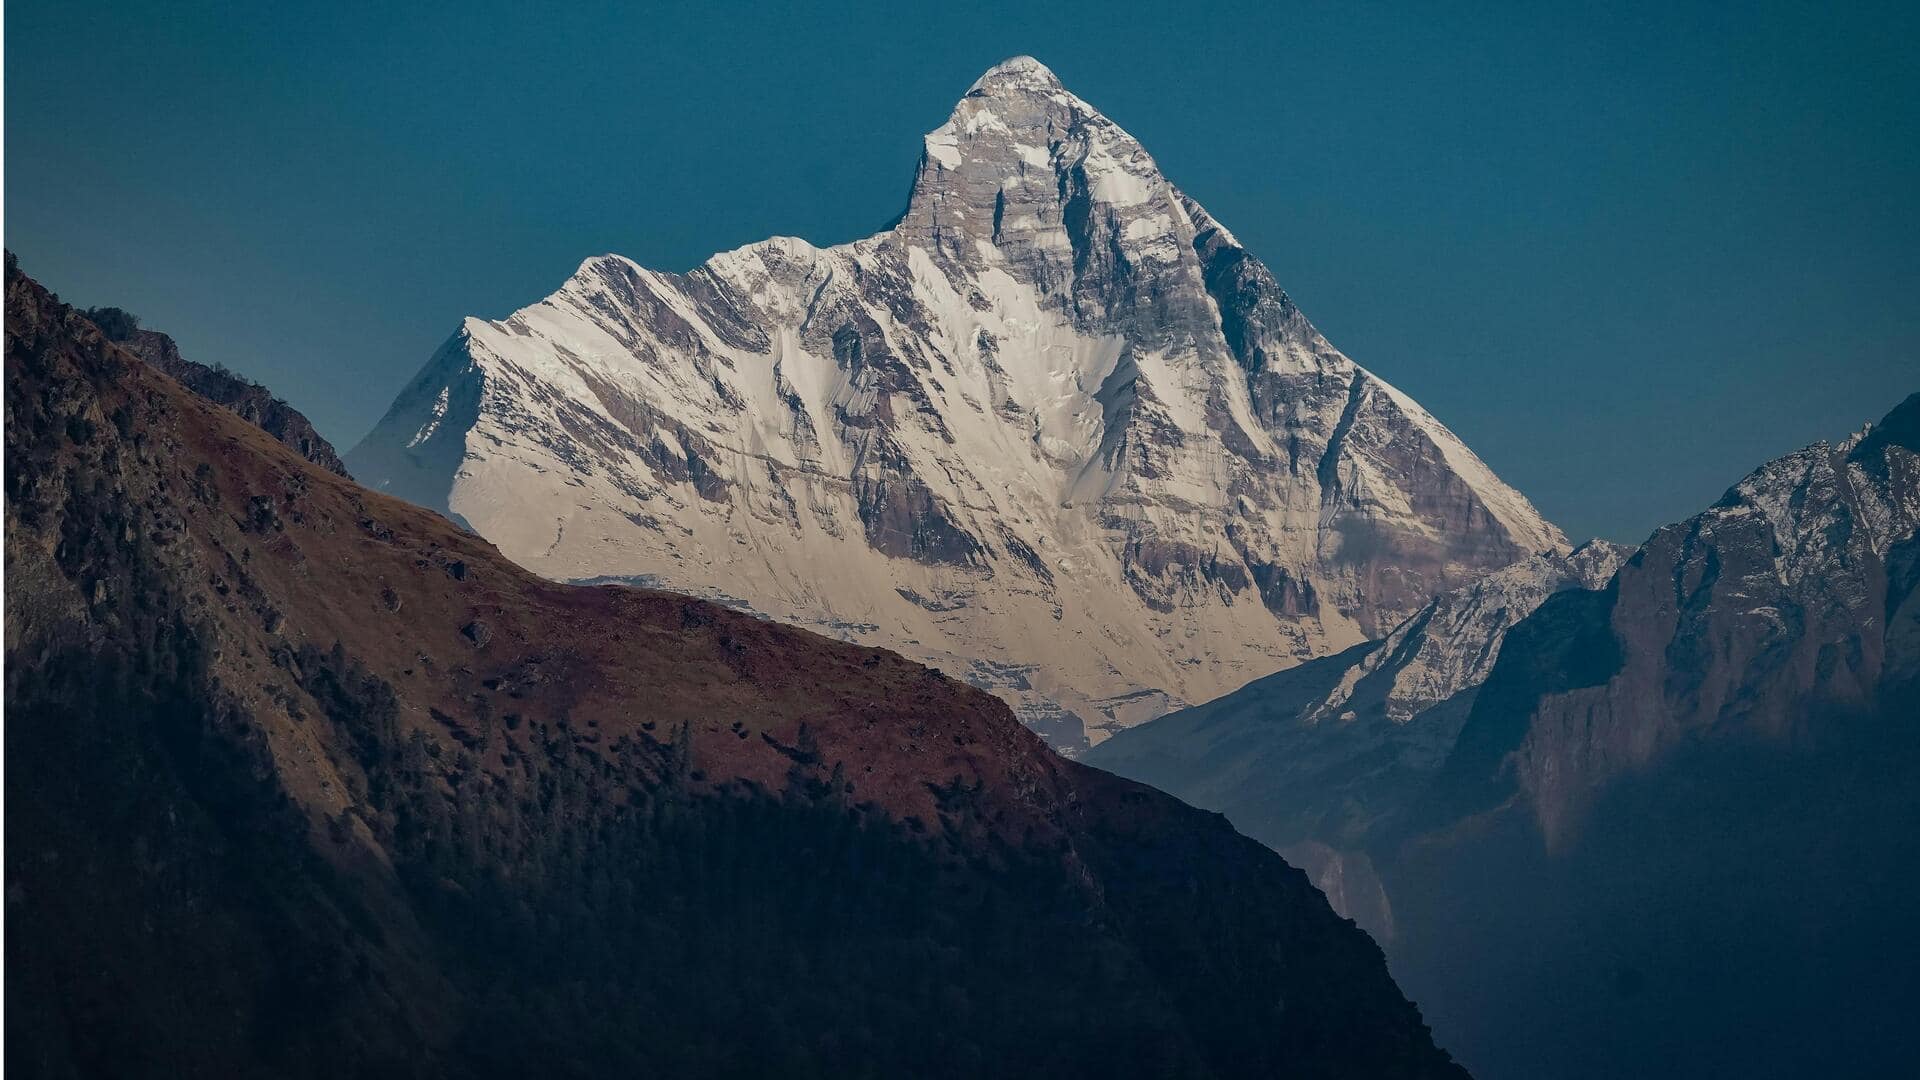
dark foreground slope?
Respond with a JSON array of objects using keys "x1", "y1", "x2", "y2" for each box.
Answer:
[
  {"x1": 1094, "y1": 391, "x2": 1920, "y2": 1079},
  {"x1": 3, "y1": 256, "x2": 1464, "y2": 1079}
]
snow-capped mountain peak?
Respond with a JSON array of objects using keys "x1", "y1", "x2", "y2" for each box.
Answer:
[
  {"x1": 348, "y1": 57, "x2": 1566, "y2": 752},
  {"x1": 967, "y1": 54, "x2": 1064, "y2": 93}
]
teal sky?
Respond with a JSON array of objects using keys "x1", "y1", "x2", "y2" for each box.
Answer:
[{"x1": 7, "y1": 1, "x2": 1915, "y2": 543}]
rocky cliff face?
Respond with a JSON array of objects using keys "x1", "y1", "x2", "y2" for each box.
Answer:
[
  {"x1": 1091, "y1": 393, "x2": 1920, "y2": 1079},
  {"x1": 5, "y1": 258, "x2": 1467, "y2": 1079},
  {"x1": 348, "y1": 57, "x2": 1563, "y2": 751},
  {"x1": 1432, "y1": 400, "x2": 1920, "y2": 844},
  {"x1": 109, "y1": 323, "x2": 352, "y2": 477}
]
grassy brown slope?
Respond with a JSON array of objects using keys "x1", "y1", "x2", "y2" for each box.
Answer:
[
  {"x1": 4, "y1": 255, "x2": 1464, "y2": 1079},
  {"x1": 116, "y1": 324, "x2": 353, "y2": 477}
]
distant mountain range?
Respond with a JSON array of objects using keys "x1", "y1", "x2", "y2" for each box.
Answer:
[
  {"x1": 1088, "y1": 539, "x2": 1631, "y2": 934},
  {"x1": 4, "y1": 253, "x2": 1466, "y2": 1077},
  {"x1": 1091, "y1": 390, "x2": 1920, "y2": 1078},
  {"x1": 347, "y1": 57, "x2": 1563, "y2": 753}
]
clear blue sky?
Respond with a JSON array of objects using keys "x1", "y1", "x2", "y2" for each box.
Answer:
[{"x1": 7, "y1": 0, "x2": 1915, "y2": 543}]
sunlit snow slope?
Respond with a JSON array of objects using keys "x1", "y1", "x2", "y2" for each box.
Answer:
[{"x1": 350, "y1": 57, "x2": 1565, "y2": 751}]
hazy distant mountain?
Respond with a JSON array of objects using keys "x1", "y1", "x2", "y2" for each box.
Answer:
[
  {"x1": 1092, "y1": 392, "x2": 1920, "y2": 1078},
  {"x1": 5, "y1": 257, "x2": 1467, "y2": 1078},
  {"x1": 348, "y1": 57, "x2": 1563, "y2": 752},
  {"x1": 1087, "y1": 540, "x2": 1629, "y2": 936}
]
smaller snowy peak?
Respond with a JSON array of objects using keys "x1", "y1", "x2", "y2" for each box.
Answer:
[
  {"x1": 1563, "y1": 538, "x2": 1633, "y2": 589},
  {"x1": 968, "y1": 55, "x2": 1064, "y2": 95},
  {"x1": 1688, "y1": 395, "x2": 1920, "y2": 585},
  {"x1": 1319, "y1": 541, "x2": 1630, "y2": 726}
]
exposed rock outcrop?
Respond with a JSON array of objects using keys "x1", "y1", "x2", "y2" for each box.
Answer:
[{"x1": 110, "y1": 323, "x2": 351, "y2": 477}]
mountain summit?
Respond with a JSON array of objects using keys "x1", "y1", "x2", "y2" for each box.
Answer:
[
  {"x1": 349, "y1": 58, "x2": 1566, "y2": 750},
  {"x1": 967, "y1": 54, "x2": 1063, "y2": 92}
]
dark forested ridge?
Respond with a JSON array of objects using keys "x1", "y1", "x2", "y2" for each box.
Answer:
[{"x1": 2, "y1": 253, "x2": 1466, "y2": 1078}]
